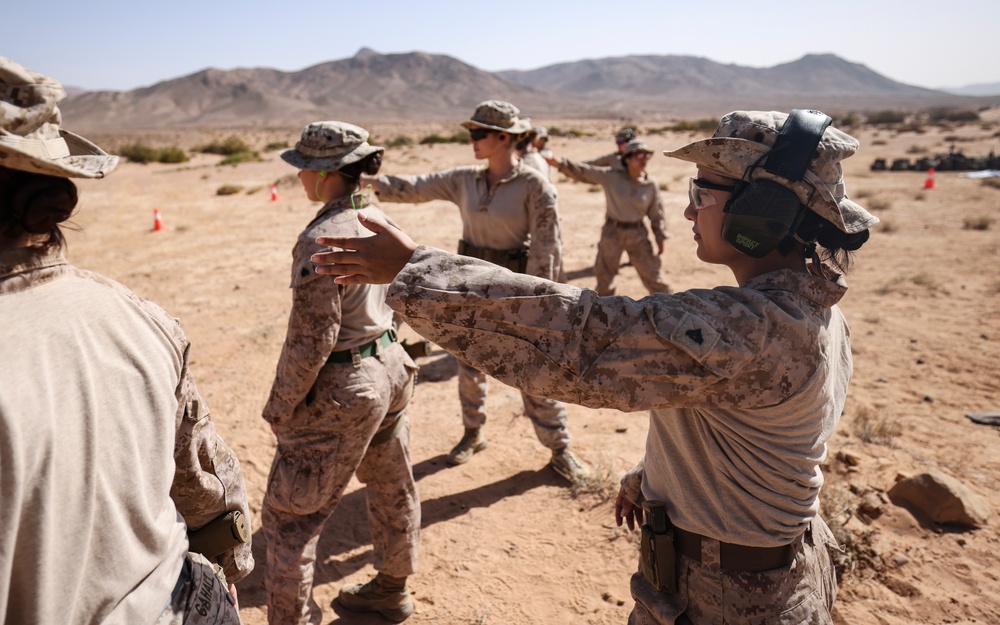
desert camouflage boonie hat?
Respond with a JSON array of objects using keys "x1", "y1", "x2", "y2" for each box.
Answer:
[
  {"x1": 281, "y1": 121, "x2": 384, "y2": 171},
  {"x1": 664, "y1": 110, "x2": 877, "y2": 234},
  {"x1": 533, "y1": 126, "x2": 549, "y2": 140},
  {"x1": 622, "y1": 139, "x2": 653, "y2": 157},
  {"x1": 0, "y1": 56, "x2": 118, "y2": 179},
  {"x1": 460, "y1": 100, "x2": 532, "y2": 134},
  {"x1": 615, "y1": 128, "x2": 636, "y2": 145}
]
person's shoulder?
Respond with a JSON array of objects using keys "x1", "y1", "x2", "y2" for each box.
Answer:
[
  {"x1": 71, "y1": 266, "x2": 188, "y2": 346},
  {"x1": 516, "y1": 163, "x2": 557, "y2": 195}
]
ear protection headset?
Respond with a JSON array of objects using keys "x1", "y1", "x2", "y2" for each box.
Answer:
[{"x1": 721, "y1": 109, "x2": 832, "y2": 258}]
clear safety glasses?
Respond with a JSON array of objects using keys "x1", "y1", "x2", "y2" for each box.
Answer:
[{"x1": 688, "y1": 177, "x2": 737, "y2": 210}]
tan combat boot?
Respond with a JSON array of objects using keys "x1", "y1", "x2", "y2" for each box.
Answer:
[
  {"x1": 338, "y1": 573, "x2": 413, "y2": 622},
  {"x1": 550, "y1": 447, "x2": 589, "y2": 484},
  {"x1": 446, "y1": 427, "x2": 488, "y2": 465}
]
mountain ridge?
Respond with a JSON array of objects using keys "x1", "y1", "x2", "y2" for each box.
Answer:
[{"x1": 61, "y1": 50, "x2": 998, "y2": 131}]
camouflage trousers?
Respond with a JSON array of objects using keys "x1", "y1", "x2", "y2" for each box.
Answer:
[
  {"x1": 155, "y1": 552, "x2": 240, "y2": 625},
  {"x1": 263, "y1": 342, "x2": 419, "y2": 625},
  {"x1": 458, "y1": 360, "x2": 570, "y2": 449},
  {"x1": 595, "y1": 220, "x2": 670, "y2": 296},
  {"x1": 628, "y1": 517, "x2": 839, "y2": 625}
]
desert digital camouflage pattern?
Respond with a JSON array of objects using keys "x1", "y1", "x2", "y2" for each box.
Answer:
[
  {"x1": 0, "y1": 56, "x2": 119, "y2": 178},
  {"x1": 383, "y1": 246, "x2": 852, "y2": 622},
  {"x1": 460, "y1": 99, "x2": 533, "y2": 133},
  {"x1": 628, "y1": 518, "x2": 838, "y2": 625},
  {"x1": 261, "y1": 195, "x2": 419, "y2": 625},
  {"x1": 664, "y1": 110, "x2": 876, "y2": 234},
  {"x1": 155, "y1": 553, "x2": 241, "y2": 625},
  {"x1": 553, "y1": 156, "x2": 670, "y2": 296}
]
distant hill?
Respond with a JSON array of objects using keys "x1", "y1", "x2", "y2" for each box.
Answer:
[
  {"x1": 942, "y1": 82, "x2": 1000, "y2": 97},
  {"x1": 61, "y1": 50, "x2": 996, "y2": 131},
  {"x1": 496, "y1": 53, "x2": 987, "y2": 115}
]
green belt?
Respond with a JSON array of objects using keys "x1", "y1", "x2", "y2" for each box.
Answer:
[{"x1": 327, "y1": 329, "x2": 396, "y2": 364}]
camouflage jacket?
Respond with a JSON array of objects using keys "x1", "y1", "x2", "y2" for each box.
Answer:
[
  {"x1": 262, "y1": 195, "x2": 395, "y2": 429},
  {"x1": 0, "y1": 244, "x2": 252, "y2": 625},
  {"x1": 386, "y1": 247, "x2": 852, "y2": 547}
]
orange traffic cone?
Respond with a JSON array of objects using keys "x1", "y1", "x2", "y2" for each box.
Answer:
[
  {"x1": 923, "y1": 167, "x2": 936, "y2": 189},
  {"x1": 151, "y1": 208, "x2": 167, "y2": 232},
  {"x1": 270, "y1": 184, "x2": 280, "y2": 202}
]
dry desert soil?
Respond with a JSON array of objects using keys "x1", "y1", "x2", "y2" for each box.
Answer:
[{"x1": 67, "y1": 115, "x2": 1000, "y2": 625}]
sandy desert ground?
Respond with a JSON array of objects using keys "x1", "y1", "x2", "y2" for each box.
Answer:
[{"x1": 65, "y1": 114, "x2": 1000, "y2": 625}]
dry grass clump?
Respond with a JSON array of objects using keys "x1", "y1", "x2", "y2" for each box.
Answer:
[
  {"x1": 851, "y1": 405, "x2": 903, "y2": 446},
  {"x1": 216, "y1": 184, "x2": 244, "y2": 196},
  {"x1": 867, "y1": 198, "x2": 892, "y2": 211},
  {"x1": 963, "y1": 216, "x2": 994, "y2": 231},
  {"x1": 980, "y1": 178, "x2": 1000, "y2": 191},
  {"x1": 567, "y1": 458, "x2": 620, "y2": 504}
]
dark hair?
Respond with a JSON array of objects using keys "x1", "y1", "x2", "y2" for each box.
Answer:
[
  {"x1": 337, "y1": 152, "x2": 383, "y2": 187},
  {"x1": 0, "y1": 167, "x2": 79, "y2": 247},
  {"x1": 778, "y1": 208, "x2": 870, "y2": 273},
  {"x1": 515, "y1": 135, "x2": 532, "y2": 151}
]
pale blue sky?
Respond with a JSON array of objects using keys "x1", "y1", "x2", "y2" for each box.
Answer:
[{"x1": 6, "y1": 0, "x2": 999, "y2": 91}]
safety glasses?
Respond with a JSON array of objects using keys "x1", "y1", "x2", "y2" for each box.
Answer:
[
  {"x1": 688, "y1": 177, "x2": 736, "y2": 210},
  {"x1": 469, "y1": 128, "x2": 496, "y2": 142}
]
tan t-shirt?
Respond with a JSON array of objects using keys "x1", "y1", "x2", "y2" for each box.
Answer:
[
  {"x1": 0, "y1": 245, "x2": 253, "y2": 625},
  {"x1": 375, "y1": 162, "x2": 562, "y2": 281},
  {"x1": 554, "y1": 157, "x2": 668, "y2": 243}
]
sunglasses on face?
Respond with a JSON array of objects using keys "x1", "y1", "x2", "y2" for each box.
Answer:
[
  {"x1": 688, "y1": 177, "x2": 737, "y2": 210},
  {"x1": 469, "y1": 128, "x2": 497, "y2": 142}
]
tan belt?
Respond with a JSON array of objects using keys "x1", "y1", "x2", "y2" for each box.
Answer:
[{"x1": 673, "y1": 526, "x2": 800, "y2": 572}]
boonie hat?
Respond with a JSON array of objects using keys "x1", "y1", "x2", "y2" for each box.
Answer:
[
  {"x1": 615, "y1": 128, "x2": 636, "y2": 145},
  {"x1": 281, "y1": 121, "x2": 384, "y2": 171},
  {"x1": 664, "y1": 110, "x2": 877, "y2": 234},
  {"x1": 533, "y1": 126, "x2": 549, "y2": 140},
  {"x1": 622, "y1": 139, "x2": 653, "y2": 157},
  {"x1": 0, "y1": 56, "x2": 118, "y2": 179},
  {"x1": 460, "y1": 100, "x2": 532, "y2": 134}
]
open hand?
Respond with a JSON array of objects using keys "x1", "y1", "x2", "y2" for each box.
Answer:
[
  {"x1": 312, "y1": 212, "x2": 418, "y2": 284},
  {"x1": 615, "y1": 489, "x2": 644, "y2": 531}
]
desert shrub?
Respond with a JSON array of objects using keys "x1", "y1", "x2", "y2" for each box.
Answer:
[
  {"x1": 157, "y1": 147, "x2": 189, "y2": 163},
  {"x1": 664, "y1": 118, "x2": 719, "y2": 133},
  {"x1": 219, "y1": 151, "x2": 260, "y2": 166},
  {"x1": 215, "y1": 184, "x2": 244, "y2": 196},
  {"x1": 263, "y1": 141, "x2": 288, "y2": 152},
  {"x1": 835, "y1": 112, "x2": 860, "y2": 127},
  {"x1": 119, "y1": 142, "x2": 189, "y2": 164},
  {"x1": 195, "y1": 136, "x2": 251, "y2": 156},
  {"x1": 877, "y1": 220, "x2": 896, "y2": 234},
  {"x1": 851, "y1": 405, "x2": 902, "y2": 446},
  {"x1": 871, "y1": 139, "x2": 887, "y2": 146},
  {"x1": 419, "y1": 131, "x2": 468, "y2": 145},
  {"x1": 853, "y1": 189, "x2": 873, "y2": 200},
  {"x1": 905, "y1": 145, "x2": 927, "y2": 155},
  {"x1": 119, "y1": 142, "x2": 160, "y2": 164},
  {"x1": 658, "y1": 182, "x2": 668, "y2": 192},
  {"x1": 963, "y1": 216, "x2": 994, "y2": 230},
  {"x1": 868, "y1": 198, "x2": 891, "y2": 211},
  {"x1": 866, "y1": 110, "x2": 906, "y2": 125},
  {"x1": 928, "y1": 108, "x2": 980, "y2": 124},
  {"x1": 547, "y1": 127, "x2": 594, "y2": 138},
  {"x1": 981, "y1": 178, "x2": 1000, "y2": 190},
  {"x1": 387, "y1": 135, "x2": 415, "y2": 148}
]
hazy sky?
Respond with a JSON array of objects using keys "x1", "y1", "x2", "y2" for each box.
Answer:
[{"x1": 6, "y1": 0, "x2": 999, "y2": 92}]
